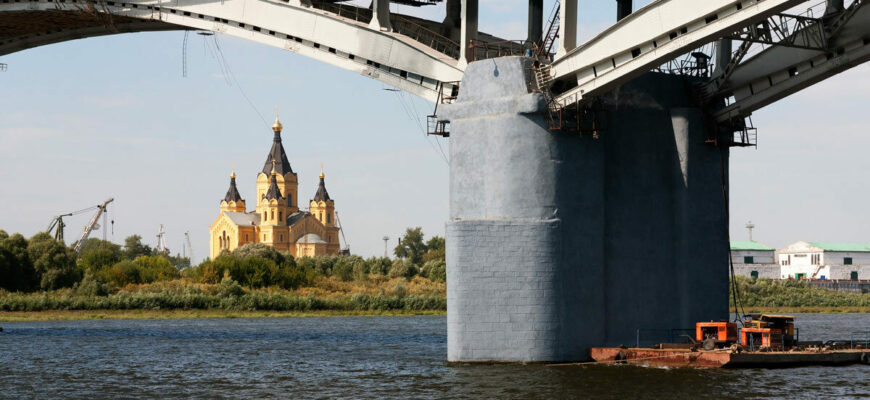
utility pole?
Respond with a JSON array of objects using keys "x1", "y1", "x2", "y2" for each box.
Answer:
[
  {"x1": 746, "y1": 221, "x2": 755, "y2": 242},
  {"x1": 0, "y1": 63, "x2": 6, "y2": 72},
  {"x1": 383, "y1": 236, "x2": 389, "y2": 258}
]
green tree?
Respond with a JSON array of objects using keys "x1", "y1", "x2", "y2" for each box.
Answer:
[
  {"x1": 0, "y1": 231, "x2": 38, "y2": 291},
  {"x1": 123, "y1": 235, "x2": 152, "y2": 260},
  {"x1": 420, "y1": 260, "x2": 447, "y2": 283},
  {"x1": 366, "y1": 256, "x2": 392, "y2": 276},
  {"x1": 389, "y1": 258, "x2": 419, "y2": 279},
  {"x1": 78, "y1": 238, "x2": 123, "y2": 273},
  {"x1": 394, "y1": 227, "x2": 427, "y2": 265},
  {"x1": 98, "y1": 259, "x2": 140, "y2": 287},
  {"x1": 27, "y1": 232, "x2": 79, "y2": 290},
  {"x1": 233, "y1": 243, "x2": 285, "y2": 264},
  {"x1": 314, "y1": 256, "x2": 336, "y2": 276},
  {"x1": 133, "y1": 255, "x2": 180, "y2": 282},
  {"x1": 422, "y1": 236, "x2": 445, "y2": 263}
]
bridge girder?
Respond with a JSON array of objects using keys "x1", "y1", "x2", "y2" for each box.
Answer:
[
  {"x1": 714, "y1": 0, "x2": 870, "y2": 122},
  {"x1": 0, "y1": 0, "x2": 465, "y2": 101},
  {"x1": 550, "y1": 0, "x2": 808, "y2": 107}
]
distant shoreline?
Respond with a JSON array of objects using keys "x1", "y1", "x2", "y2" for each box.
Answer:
[
  {"x1": 0, "y1": 309, "x2": 446, "y2": 322},
  {"x1": 0, "y1": 307, "x2": 867, "y2": 323},
  {"x1": 742, "y1": 307, "x2": 870, "y2": 314}
]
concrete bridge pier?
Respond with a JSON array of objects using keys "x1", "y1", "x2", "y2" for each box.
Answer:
[{"x1": 442, "y1": 57, "x2": 730, "y2": 363}]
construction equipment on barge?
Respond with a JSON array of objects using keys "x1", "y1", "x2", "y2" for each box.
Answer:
[{"x1": 585, "y1": 315, "x2": 870, "y2": 368}]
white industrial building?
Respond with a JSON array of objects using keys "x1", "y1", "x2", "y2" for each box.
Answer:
[
  {"x1": 730, "y1": 241, "x2": 779, "y2": 279},
  {"x1": 778, "y1": 242, "x2": 870, "y2": 280}
]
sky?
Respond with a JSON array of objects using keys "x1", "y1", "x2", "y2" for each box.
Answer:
[{"x1": 0, "y1": 0, "x2": 867, "y2": 260}]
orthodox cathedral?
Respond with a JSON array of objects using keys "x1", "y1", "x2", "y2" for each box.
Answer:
[{"x1": 209, "y1": 115, "x2": 341, "y2": 259}]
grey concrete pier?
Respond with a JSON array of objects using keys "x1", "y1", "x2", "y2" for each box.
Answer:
[{"x1": 442, "y1": 57, "x2": 730, "y2": 363}]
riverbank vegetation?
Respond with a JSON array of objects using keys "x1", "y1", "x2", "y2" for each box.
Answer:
[
  {"x1": 5, "y1": 228, "x2": 870, "y2": 318},
  {"x1": 0, "y1": 228, "x2": 447, "y2": 315},
  {"x1": 732, "y1": 276, "x2": 870, "y2": 312}
]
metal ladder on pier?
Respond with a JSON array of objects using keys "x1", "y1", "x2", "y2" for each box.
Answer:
[{"x1": 536, "y1": 2, "x2": 560, "y2": 60}]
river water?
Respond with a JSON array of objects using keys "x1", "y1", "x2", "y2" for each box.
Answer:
[{"x1": 0, "y1": 313, "x2": 868, "y2": 399}]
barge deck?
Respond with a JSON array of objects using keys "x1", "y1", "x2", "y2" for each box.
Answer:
[{"x1": 588, "y1": 347, "x2": 870, "y2": 368}]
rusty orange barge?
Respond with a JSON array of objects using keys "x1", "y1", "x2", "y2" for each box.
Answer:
[
  {"x1": 589, "y1": 347, "x2": 870, "y2": 368},
  {"x1": 587, "y1": 315, "x2": 870, "y2": 368}
]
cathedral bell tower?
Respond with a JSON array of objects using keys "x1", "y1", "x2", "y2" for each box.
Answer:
[
  {"x1": 256, "y1": 111, "x2": 299, "y2": 215},
  {"x1": 258, "y1": 161, "x2": 289, "y2": 226},
  {"x1": 310, "y1": 165, "x2": 336, "y2": 227},
  {"x1": 220, "y1": 170, "x2": 246, "y2": 213},
  {"x1": 309, "y1": 165, "x2": 340, "y2": 252}
]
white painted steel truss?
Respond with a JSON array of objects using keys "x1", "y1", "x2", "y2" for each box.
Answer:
[
  {"x1": 550, "y1": 0, "x2": 811, "y2": 107},
  {"x1": 0, "y1": 0, "x2": 464, "y2": 101},
  {"x1": 713, "y1": 0, "x2": 870, "y2": 122},
  {"x1": 2, "y1": 0, "x2": 870, "y2": 119}
]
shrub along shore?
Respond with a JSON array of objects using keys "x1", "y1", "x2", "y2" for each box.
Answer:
[
  {"x1": 0, "y1": 228, "x2": 448, "y2": 320},
  {"x1": 3, "y1": 229, "x2": 870, "y2": 322},
  {"x1": 732, "y1": 276, "x2": 870, "y2": 313}
]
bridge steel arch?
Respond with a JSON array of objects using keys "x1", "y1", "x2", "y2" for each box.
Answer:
[{"x1": 0, "y1": 0, "x2": 465, "y2": 101}]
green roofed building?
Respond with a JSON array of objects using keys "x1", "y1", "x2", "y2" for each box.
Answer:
[
  {"x1": 730, "y1": 241, "x2": 776, "y2": 251},
  {"x1": 778, "y1": 241, "x2": 870, "y2": 281},
  {"x1": 730, "y1": 241, "x2": 778, "y2": 279}
]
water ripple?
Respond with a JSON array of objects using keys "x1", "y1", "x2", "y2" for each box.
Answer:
[{"x1": 0, "y1": 314, "x2": 868, "y2": 399}]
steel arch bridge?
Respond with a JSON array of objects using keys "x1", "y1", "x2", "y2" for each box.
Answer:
[{"x1": 2, "y1": 0, "x2": 869, "y2": 119}]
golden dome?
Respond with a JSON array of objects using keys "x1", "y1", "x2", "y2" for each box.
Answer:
[
  {"x1": 272, "y1": 107, "x2": 283, "y2": 132},
  {"x1": 319, "y1": 163, "x2": 325, "y2": 179},
  {"x1": 231, "y1": 171, "x2": 236, "y2": 179}
]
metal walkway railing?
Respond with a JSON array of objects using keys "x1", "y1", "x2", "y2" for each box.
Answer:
[{"x1": 310, "y1": 2, "x2": 460, "y2": 59}]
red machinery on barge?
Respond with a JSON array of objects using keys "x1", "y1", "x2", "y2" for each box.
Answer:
[{"x1": 588, "y1": 314, "x2": 870, "y2": 368}]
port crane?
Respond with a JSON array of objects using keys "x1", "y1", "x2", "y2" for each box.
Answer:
[
  {"x1": 46, "y1": 212, "x2": 73, "y2": 242},
  {"x1": 183, "y1": 231, "x2": 194, "y2": 266},
  {"x1": 73, "y1": 198, "x2": 114, "y2": 253},
  {"x1": 47, "y1": 198, "x2": 114, "y2": 253},
  {"x1": 47, "y1": 198, "x2": 114, "y2": 251},
  {"x1": 334, "y1": 211, "x2": 350, "y2": 255},
  {"x1": 156, "y1": 224, "x2": 169, "y2": 255}
]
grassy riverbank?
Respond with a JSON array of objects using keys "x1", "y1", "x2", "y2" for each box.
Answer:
[
  {"x1": 740, "y1": 306, "x2": 870, "y2": 314},
  {"x1": 0, "y1": 309, "x2": 445, "y2": 322},
  {"x1": 734, "y1": 276, "x2": 870, "y2": 312},
  {"x1": 0, "y1": 275, "x2": 447, "y2": 320},
  {"x1": 4, "y1": 276, "x2": 870, "y2": 323}
]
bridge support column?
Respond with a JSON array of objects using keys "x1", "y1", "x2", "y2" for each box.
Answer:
[
  {"x1": 459, "y1": 0, "x2": 478, "y2": 64},
  {"x1": 443, "y1": 0, "x2": 461, "y2": 40},
  {"x1": 369, "y1": 0, "x2": 392, "y2": 32},
  {"x1": 556, "y1": 0, "x2": 577, "y2": 58},
  {"x1": 442, "y1": 57, "x2": 730, "y2": 363},
  {"x1": 715, "y1": 39, "x2": 732, "y2": 76},
  {"x1": 616, "y1": 0, "x2": 632, "y2": 21},
  {"x1": 528, "y1": 0, "x2": 543, "y2": 44}
]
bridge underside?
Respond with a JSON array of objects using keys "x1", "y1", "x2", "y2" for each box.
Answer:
[
  {"x1": 0, "y1": 11, "x2": 178, "y2": 56},
  {"x1": 0, "y1": 1, "x2": 466, "y2": 101}
]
